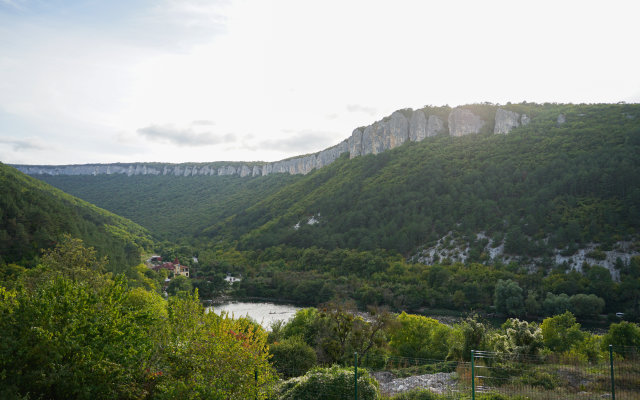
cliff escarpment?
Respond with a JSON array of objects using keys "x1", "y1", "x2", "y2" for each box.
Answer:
[{"x1": 13, "y1": 104, "x2": 536, "y2": 177}]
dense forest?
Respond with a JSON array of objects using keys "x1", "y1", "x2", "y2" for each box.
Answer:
[
  {"x1": 40, "y1": 103, "x2": 640, "y2": 258},
  {"x1": 0, "y1": 163, "x2": 152, "y2": 273}
]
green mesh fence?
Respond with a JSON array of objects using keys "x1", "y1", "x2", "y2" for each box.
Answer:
[
  {"x1": 471, "y1": 346, "x2": 640, "y2": 400},
  {"x1": 263, "y1": 347, "x2": 640, "y2": 399}
]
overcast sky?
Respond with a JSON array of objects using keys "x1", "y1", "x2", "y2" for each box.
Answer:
[{"x1": 1, "y1": 0, "x2": 639, "y2": 165}]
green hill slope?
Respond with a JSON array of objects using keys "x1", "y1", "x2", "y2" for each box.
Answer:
[
  {"x1": 0, "y1": 163, "x2": 152, "y2": 272},
  {"x1": 31, "y1": 103, "x2": 640, "y2": 263},
  {"x1": 210, "y1": 103, "x2": 640, "y2": 258},
  {"x1": 38, "y1": 173, "x2": 301, "y2": 239}
]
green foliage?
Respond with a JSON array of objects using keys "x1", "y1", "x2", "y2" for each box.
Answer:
[
  {"x1": 0, "y1": 163, "x2": 152, "y2": 272},
  {"x1": 388, "y1": 312, "x2": 452, "y2": 360},
  {"x1": 283, "y1": 307, "x2": 320, "y2": 346},
  {"x1": 448, "y1": 315, "x2": 489, "y2": 360},
  {"x1": 389, "y1": 388, "x2": 444, "y2": 399},
  {"x1": 166, "y1": 274, "x2": 193, "y2": 296},
  {"x1": 0, "y1": 276, "x2": 157, "y2": 399},
  {"x1": 154, "y1": 291, "x2": 276, "y2": 399},
  {"x1": 519, "y1": 369, "x2": 559, "y2": 390},
  {"x1": 276, "y1": 365, "x2": 380, "y2": 400},
  {"x1": 540, "y1": 311, "x2": 584, "y2": 352},
  {"x1": 569, "y1": 293, "x2": 605, "y2": 317},
  {"x1": 39, "y1": 173, "x2": 300, "y2": 239},
  {"x1": 542, "y1": 292, "x2": 571, "y2": 316},
  {"x1": 0, "y1": 239, "x2": 276, "y2": 399},
  {"x1": 493, "y1": 318, "x2": 543, "y2": 356},
  {"x1": 269, "y1": 336, "x2": 317, "y2": 378},
  {"x1": 314, "y1": 303, "x2": 392, "y2": 364},
  {"x1": 602, "y1": 321, "x2": 640, "y2": 350},
  {"x1": 36, "y1": 104, "x2": 640, "y2": 261},
  {"x1": 494, "y1": 279, "x2": 525, "y2": 317}
]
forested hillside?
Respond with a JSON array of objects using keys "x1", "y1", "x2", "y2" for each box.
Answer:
[
  {"x1": 26, "y1": 103, "x2": 640, "y2": 316},
  {"x1": 40, "y1": 173, "x2": 301, "y2": 238},
  {"x1": 208, "y1": 103, "x2": 640, "y2": 258},
  {"x1": 36, "y1": 103, "x2": 640, "y2": 260},
  {"x1": 0, "y1": 163, "x2": 152, "y2": 272}
]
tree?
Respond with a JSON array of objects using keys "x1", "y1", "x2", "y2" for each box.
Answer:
[
  {"x1": 269, "y1": 336, "x2": 317, "y2": 378},
  {"x1": 542, "y1": 292, "x2": 571, "y2": 316},
  {"x1": 602, "y1": 321, "x2": 640, "y2": 350},
  {"x1": 388, "y1": 312, "x2": 452, "y2": 360},
  {"x1": 449, "y1": 315, "x2": 488, "y2": 360},
  {"x1": 494, "y1": 279, "x2": 525, "y2": 316},
  {"x1": 154, "y1": 291, "x2": 276, "y2": 399},
  {"x1": 494, "y1": 318, "x2": 543, "y2": 356},
  {"x1": 540, "y1": 311, "x2": 584, "y2": 352},
  {"x1": 0, "y1": 276, "x2": 157, "y2": 399},
  {"x1": 166, "y1": 275, "x2": 193, "y2": 296},
  {"x1": 276, "y1": 366, "x2": 380, "y2": 400},
  {"x1": 569, "y1": 293, "x2": 605, "y2": 318}
]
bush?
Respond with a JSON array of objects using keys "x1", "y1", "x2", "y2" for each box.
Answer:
[
  {"x1": 520, "y1": 369, "x2": 558, "y2": 390},
  {"x1": 389, "y1": 388, "x2": 443, "y2": 399},
  {"x1": 269, "y1": 336, "x2": 317, "y2": 378},
  {"x1": 276, "y1": 365, "x2": 380, "y2": 400}
]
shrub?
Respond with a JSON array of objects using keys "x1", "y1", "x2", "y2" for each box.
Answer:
[
  {"x1": 269, "y1": 336, "x2": 317, "y2": 378},
  {"x1": 276, "y1": 365, "x2": 380, "y2": 400},
  {"x1": 389, "y1": 388, "x2": 443, "y2": 399}
]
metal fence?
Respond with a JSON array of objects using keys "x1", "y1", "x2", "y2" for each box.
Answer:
[
  {"x1": 264, "y1": 346, "x2": 640, "y2": 399},
  {"x1": 471, "y1": 345, "x2": 640, "y2": 400}
]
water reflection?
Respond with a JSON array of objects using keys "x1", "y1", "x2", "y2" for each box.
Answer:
[{"x1": 208, "y1": 302, "x2": 301, "y2": 330}]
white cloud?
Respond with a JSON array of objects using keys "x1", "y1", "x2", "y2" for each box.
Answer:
[{"x1": 137, "y1": 124, "x2": 236, "y2": 146}]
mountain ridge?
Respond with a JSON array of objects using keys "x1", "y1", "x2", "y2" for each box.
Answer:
[{"x1": 13, "y1": 102, "x2": 559, "y2": 177}]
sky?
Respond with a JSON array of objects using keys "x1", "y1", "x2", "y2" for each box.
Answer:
[{"x1": 1, "y1": 0, "x2": 639, "y2": 165}]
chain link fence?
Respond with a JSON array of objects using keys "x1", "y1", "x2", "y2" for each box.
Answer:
[{"x1": 257, "y1": 346, "x2": 640, "y2": 399}]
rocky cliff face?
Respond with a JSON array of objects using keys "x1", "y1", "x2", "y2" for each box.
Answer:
[
  {"x1": 494, "y1": 108, "x2": 530, "y2": 134},
  {"x1": 448, "y1": 108, "x2": 485, "y2": 136},
  {"x1": 13, "y1": 105, "x2": 531, "y2": 178}
]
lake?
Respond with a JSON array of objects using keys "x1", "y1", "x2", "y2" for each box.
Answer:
[{"x1": 208, "y1": 301, "x2": 301, "y2": 330}]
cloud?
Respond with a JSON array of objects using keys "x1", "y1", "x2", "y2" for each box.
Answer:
[
  {"x1": 255, "y1": 130, "x2": 340, "y2": 153},
  {"x1": 0, "y1": 137, "x2": 43, "y2": 151},
  {"x1": 137, "y1": 124, "x2": 236, "y2": 146},
  {"x1": 346, "y1": 104, "x2": 378, "y2": 116}
]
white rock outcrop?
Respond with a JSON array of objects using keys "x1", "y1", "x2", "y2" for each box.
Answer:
[
  {"x1": 448, "y1": 107, "x2": 485, "y2": 136},
  {"x1": 14, "y1": 105, "x2": 538, "y2": 179}
]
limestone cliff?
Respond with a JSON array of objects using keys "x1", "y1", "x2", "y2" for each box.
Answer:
[{"x1": 13, "y1": 105, "x2": 532, "y2": 178}]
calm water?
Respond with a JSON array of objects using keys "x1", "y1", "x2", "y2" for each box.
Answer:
[{"x1": 208, "y1": 302, "x2": 301, "y2": 330}]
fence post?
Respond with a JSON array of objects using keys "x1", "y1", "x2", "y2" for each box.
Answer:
[
  {"x1": 354, "y1": 352, "x2": 358, "y2": 400},
  {"x1": 255, "y1": 368, "x2": 258, "y2": 400},
  {"x1": 471, "y1": 350, "x2": 475, "y2": 400},
  {"x1": 609, "y1": 345, "x2": 615, "y2": 400}
]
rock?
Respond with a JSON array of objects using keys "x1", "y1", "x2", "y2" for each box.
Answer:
[
  {"x1": 362, "y1": 123, "x2": 386, "y2": 155},
  {"x1": 239, "y1": 165, "x2": 252, "y2": 177},
  {"x1": 387, "y1": 111, "x2": 409, "y2": 149},
  {"x1": 448, "y1": 107, "x2": 485, "y2": 136},
  {"x1": 375, "y1": 372, "x2": 457, "y2": 396},
  {"x1": 317, "y1": 141, "x2": 348, "y2": 168},
  {"x1": 348, "y1": 128, "x2": 363, "y2": 158},
  {"x1": 494, "y1": 108, "x2": 521, "y2": 134},
  {"x1": 218, "y1": 165, "x2": 236, "y2": 176},
  {"x1": 557, "y1": 114, "x2": 566, "y2": 125},
  {"x1": 409, "y1": 110, "x2": 427, "y2": 142},
  {"x1": 427, "y1": 115, "x2": 445, "y2": 136},
  {"x1": 521, "y1": 114, "x2": 530, "y2": 125}
]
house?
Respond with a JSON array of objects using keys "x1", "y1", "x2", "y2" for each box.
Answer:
[{"x1": 148, "y1": 257, "x2": 189, "y2": 278}]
